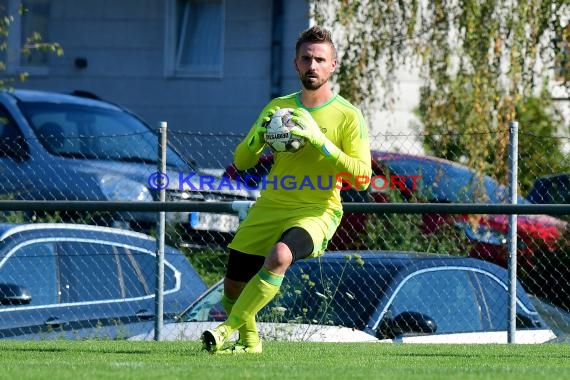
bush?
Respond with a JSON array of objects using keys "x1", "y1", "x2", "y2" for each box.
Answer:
[{"x1": 362, "y1": 212, "x2": 473, "y2": 255}]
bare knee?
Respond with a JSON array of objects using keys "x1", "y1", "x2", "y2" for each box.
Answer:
[{"x1": 264, "y1": 242, "x2": 293, "y2": 275}]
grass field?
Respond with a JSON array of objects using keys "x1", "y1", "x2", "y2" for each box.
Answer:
[{"x1": 0, "y1": 341, "x2": 568, "y2": 380}]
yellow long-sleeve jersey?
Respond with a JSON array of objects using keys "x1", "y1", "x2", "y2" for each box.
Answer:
[{"x1": 234, "y1": 92, "x2": 372, "y2": 213}]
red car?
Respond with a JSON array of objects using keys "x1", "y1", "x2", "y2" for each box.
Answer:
[
  {"x1": 224, "y1": 151, "x2": 567, "y2": 270},
  {"x1": 370, "y1": 152, "x2": 566, "y2": 266}
]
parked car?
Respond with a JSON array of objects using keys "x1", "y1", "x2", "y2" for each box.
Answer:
[
  {"x1": 224, "y1": 151, "x2": 567, "y2": 269},
  {"x1": 527, "y1": 173, "x2": 569, "y2": 205},
  {"x1": 0, "y1": 223, "x2": 207, "y2": 340},
  {"x1": 0, "y1": 89, "x2": 257, "y2": 246},
  {"x1": 129, "y1": 252, "x2": 557, "y2": 344},
  {"x1": 368, "y1": 152, "x2": 567, "y2": 268}
]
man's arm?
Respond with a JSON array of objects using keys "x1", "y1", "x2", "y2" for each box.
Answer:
[
  {"x1": 334, "y1": 145, "x2": 372, "y2": 191},
  {"x1": 234, "y1": 125, "x2": 265, "y2": 170},
  {"x1": 291, "y1": 108, "x2": 372, "y2": 190},
  {"x1": 332, "y1": 120, "x2": 371, "y2": 191},
  {"x1": 233, "y1": 106, "x2": 280, "y2": 170}
]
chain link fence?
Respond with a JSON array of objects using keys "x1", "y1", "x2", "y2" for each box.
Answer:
[{"x1": 0, "y1": 113, "x2": 569, "y2": 342}]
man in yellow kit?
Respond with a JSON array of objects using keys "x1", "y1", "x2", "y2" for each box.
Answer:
[{"x1": 201, "y1": 25, "x2": 372, "y2": 354}]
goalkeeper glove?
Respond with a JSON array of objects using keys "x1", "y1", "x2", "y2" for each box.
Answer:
[
  {"x1": 290, "y1": 108, "x2": 340, "y2": 160},
  {"x1": 246, "y1": 106, "x2": 280, "y2": 153}
]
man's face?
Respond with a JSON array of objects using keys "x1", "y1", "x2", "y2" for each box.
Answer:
[{"x1": 294, "y1": 42, "x2": 337, "y2": 91}]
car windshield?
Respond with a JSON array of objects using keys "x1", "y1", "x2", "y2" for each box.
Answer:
[
  {"x1": 266, "y1": 259, "x2": 399, "y2": 329},
  {"x1": 385, "y1": 158, "x2": 530, "y2": 204},
  {"x1": 20, "y1": 102, "x2": 190, "y2": 169},
  {"x1": 180, "y1": 257, "x2": 400, "y2": 330}
]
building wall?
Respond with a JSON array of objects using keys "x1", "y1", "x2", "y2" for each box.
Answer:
[
  {"x1": 11, "y1": 1, "x2": 567, "y2": 167},
  {"x1": 15, "y1": 0, "x2": 310, "y2": 166}
]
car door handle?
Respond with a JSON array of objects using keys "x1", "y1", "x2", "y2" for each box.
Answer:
[
  {"x1": 135, "y1": 309, "x2": 155, "y2": 320},
  {"x1": 44, "y1": 316, "x2": 62, "y2": 328}
]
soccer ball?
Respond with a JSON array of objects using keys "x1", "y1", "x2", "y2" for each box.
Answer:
[{"x1": 264, "y1": 108, "x2": 305, "y2": 153}]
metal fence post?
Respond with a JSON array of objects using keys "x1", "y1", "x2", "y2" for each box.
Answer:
[
  {"x1": 507, "y1": 120, "x2": 519, "y2": 343},
  {"x1": 154, "y1": 121, "x2": 168, "y2": 341}
]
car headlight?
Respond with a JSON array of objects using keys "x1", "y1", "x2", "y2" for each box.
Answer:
[{"x1": 99, "y1": 175, "x2": 152, "y2": 202}]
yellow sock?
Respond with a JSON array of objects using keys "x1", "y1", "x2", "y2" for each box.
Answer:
[
  {"x1": 224, "y1": 268, "x2": 283, "y2": 334},
  {"x1": 240, "y1": 318, "x2": 260, "y2": 347},
  {"x1": 221, "y1": 293, "x2": 259, "y2": 346}
]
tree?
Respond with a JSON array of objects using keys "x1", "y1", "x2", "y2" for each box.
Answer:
[{"x1": 311, "y1": 0, "x2": 568, "y2": 190}]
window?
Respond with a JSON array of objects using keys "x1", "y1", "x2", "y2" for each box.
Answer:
[
  {"x1": 58, "y1": 242, "x2": 123, "y2": 302},
  {"x1": 164, "y1": 0, "x2": 224, "y2": 77},
  {"x1": 389, "y1": 269, "x2": 485, "y2": 333},
  {"x1": 179, "y1": 281, "x2": 224, "y2": 322},
  {"x1": 57, "y1": 241, "x2": 178, "y2": 303},
  {"x1": 118, "y1": 248, "x2": 177, "y2": 298},
  {"x1": 19, "y1": 100, "x2": 190, "y2": 168},
  {"x1": 259, "y1": 261, "x2": 397, "y2": 329},
  {"x1": 0, "y1": 0, "x2": 51, "y2": 75},
  {"x1": 0, "y1": 242, "x2": 59, "y2": 306},
  {"x1": 472, "y1": 271, "x2": 541, "y2": 330}
]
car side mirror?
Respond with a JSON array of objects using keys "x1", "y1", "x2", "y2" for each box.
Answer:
[
  {"x1": 0, "y1": 283, "x2": 32, "y2": 305},
  {"x1": 377, "y1": 311, "x2": 437, "y2": 339}
]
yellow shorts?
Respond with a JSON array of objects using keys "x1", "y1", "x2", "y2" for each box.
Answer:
[{"x1": 228, "y1": 202, "x2": 342, "y2": 258}]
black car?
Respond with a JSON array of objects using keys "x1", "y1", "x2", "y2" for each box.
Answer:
[{"x1": 131, "y1": 252, "x2": 559, "y2": 344}]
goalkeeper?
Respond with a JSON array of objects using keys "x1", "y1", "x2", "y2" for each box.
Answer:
[{"x1": 201, "y1": 25, "x2": 372, "y2": 354}]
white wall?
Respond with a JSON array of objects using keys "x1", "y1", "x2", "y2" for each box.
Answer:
[{"x1": 369, "y1": 67, "x2": 424, "y2": 156}]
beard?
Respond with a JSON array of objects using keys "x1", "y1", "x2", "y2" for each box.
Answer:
[{"x1": 300, "y1": 72, "x2": 328, "y2": 91}]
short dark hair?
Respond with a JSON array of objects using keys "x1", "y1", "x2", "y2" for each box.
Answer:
[{"x1": 295, "y1": 25, "x2": 336, "y2": 58}]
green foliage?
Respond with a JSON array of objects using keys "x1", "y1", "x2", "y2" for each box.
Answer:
[
  {"x1": 516, "y1": 96, "x2": 569, "y2": 193},
  {"x1": 22, "y1": 31, "x2": 63, "y2": 57},
  {"x1": 260, "y1": 254, "x2": 366, "y2": 326},
  {"x1": 359, "y1": 187, "x2": 474, "y2": 255},
  {"x1": 362, "y1": 212, "x2": 473, "y2": 256},
  {"x1": 183, "y1": 248, "x2": 227, "y2": 287},
  {"x1": 311, "y1": 1, "x2": 569, "y2": 185},
  {"x1": 311, "y1": 0, "x2": 418, "y2": 122},
  {"x1": 0, "y1": 4, "x2": 63, "y2": 88},
  {"x1": 163, "y1": 222, "x2": 228, "y2": 286},
  {"x1": 0, "y1": 210, "x2": 26, "y2": 224}
]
